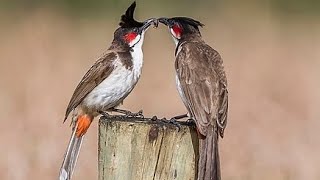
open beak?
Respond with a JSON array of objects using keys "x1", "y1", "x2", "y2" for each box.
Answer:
[
  {"x1": 158, "y1": 17, "x2": 169, "y2": 26},
  {"x1": 139, "y1": 18, "x2": 158, "y2": 33}
]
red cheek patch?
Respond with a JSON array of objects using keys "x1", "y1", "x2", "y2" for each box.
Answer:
[
  {"x1": 172, "y1": 25, "x2": 182, "y2": 38},
  {"x1": 125, "y1": 32, "x2": 138, "y2": 43}
]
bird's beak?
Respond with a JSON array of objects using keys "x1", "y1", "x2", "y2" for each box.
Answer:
[
  {"x1": 158, "y1": 17, "x2": 170, "y2": 26},
  {"x1": 138, "y1": 18, "x2": 158, "y2": 34}
]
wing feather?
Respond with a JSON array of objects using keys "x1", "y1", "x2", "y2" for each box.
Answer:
[
  {"x1": 176, "y1": 42, "x2": 228, "y2": 137},
  {"x1": 64, "y1": 52, "x2": 117, "y2": 121}
]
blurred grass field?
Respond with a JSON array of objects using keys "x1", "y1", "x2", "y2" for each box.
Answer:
[{"x1": 1, "y1": 1, "x2": 320, "y2": 180}]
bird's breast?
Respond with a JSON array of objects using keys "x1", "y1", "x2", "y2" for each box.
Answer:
[
  {"x1": 82, "y1": 53, "x2": 143, "y2": 111},
  {"x1": 175, "y1": 75, "x2": 188, "y2": 108}
]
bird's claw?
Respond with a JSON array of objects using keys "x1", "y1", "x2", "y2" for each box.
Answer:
[
  {"x1": 99, "y1": 110, "x2": 110, "y2": 117},
  {"x1": 186, "y1": 118, "x2": 195, "y2": 126},
  {"x1": 151, "y1": 116, "x2": 158, "y2": 121},
  {"x1": 125, "y1": 110, "x2": 144, "y2": 118},
  {"x1": 169, "y1": 118, "x2": 182, "y2": 132}
]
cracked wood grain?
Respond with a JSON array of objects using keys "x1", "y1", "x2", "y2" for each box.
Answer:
[{"x1": 98, "y1": 116, "x2": 198, "y2": 180}]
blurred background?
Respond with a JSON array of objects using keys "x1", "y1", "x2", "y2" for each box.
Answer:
[{"x1": 1, "y1": 0, "x2": 320, "y2": 179}]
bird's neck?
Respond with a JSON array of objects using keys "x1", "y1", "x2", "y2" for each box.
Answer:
[
  {"x1": 130, "y1": 39, "x2": 144, "y2": 76},
  {"x1": 174, "y1": 35, "x2": 203, "y2": 56},
  {"x1": 180, "y1": 34, "x2": 203, "y2": 44}
]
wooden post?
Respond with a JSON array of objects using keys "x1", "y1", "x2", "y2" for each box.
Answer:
[{"x1": 98, "y1": 116, "x2": 199, "y2": 180}]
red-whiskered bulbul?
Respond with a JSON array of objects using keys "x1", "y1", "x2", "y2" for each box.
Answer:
[
  {"x1": 158, "y1": 17, "x2": 228, "y2": 180},
  {"x1": 59, "y1": 2, "x2": 156, "y2": 180}
]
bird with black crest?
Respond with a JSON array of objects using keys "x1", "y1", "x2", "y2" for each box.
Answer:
[
  {"x1": 158, "y1": 17, "x2": 228, "y2": 180},
  {"x1": 59, "y1": 2, "x2": 157, "y2": 180}
]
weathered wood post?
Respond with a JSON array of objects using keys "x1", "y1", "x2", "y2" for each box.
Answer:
[{"x1": 99, "y1": 116, "x2": 199, "y2": 180}]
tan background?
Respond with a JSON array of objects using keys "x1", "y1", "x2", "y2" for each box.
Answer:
[{"x1": 1, "y1": 0, "x2": 320, "y2": 179}]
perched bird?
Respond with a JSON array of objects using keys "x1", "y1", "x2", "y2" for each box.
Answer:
[
  {"x1": 158, "y1": 17, "x2": 228, "y2": 180},
  {"x1": 59, "y1": 2, "x2": 157, "y2": 180}
]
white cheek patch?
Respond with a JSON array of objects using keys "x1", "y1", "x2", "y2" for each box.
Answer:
[{"x1": 129, "y1": 34, "x2": 141, "y2": 47}]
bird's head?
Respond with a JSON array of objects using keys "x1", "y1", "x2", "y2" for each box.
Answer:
[
  {"x1": 113, "y1": 2, "x2": 157, "y2": 49},
  {"x1": 158, "y1": 17, "x2": 204, "y2": 44}
]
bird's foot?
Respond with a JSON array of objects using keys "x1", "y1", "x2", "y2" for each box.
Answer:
[
  {"x1": 186, "y1": 118, "x2": 196, "y2": 126},
  {"x1": 168, "y1": 118, "x2": 182, "y2": 132},
  {"x1": 110, "y1": 108, "x2": 144, "y2": 118},
  {"x1": 98, "y1": 111, "x2": 116, "y2": 118},
  {"x1": 124, "y1": 110, "x2": 144, "y2": 118}
]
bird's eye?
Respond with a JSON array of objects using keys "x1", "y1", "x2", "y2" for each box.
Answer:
[
  {"x1": 171, "y1": 24, "x2": 182, "y2": 39},
  {"x1": 124, "y1": 32, "x2": 138, "y2": 43}
]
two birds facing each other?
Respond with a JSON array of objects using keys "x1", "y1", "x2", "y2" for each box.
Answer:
[{"x1": 60, "y1": 1, "x2": 228, "y2": 180}]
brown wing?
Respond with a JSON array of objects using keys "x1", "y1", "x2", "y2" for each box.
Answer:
[
  {"x1": 64, "y1": 52, "x2": 117, "y2": 122},
  {"x1": 176, "y1": 42, "x2": 228, "y2": 137}
]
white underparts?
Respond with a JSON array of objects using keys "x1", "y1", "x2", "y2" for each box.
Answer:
[{"x1": 82, "y1": 34, "x2": 145, "y2": 112}]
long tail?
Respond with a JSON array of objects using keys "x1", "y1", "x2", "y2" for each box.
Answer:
[
  {"x1": 197, "y1": 127, "x2": 220, "y2": 180},
  {"x1": 59, "y1": 114, "x2": 93, "y2": 180}
]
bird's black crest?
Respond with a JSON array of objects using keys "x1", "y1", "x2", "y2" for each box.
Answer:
[
  {"x1": 119, "y1": 2, "x2": 143, "y2": 28},
  {"x1": 172, "y1": 17, "x2": 204, "y2": 30}
]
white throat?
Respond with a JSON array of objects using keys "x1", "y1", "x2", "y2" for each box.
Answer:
[
  {"x1": 172, "y1": 36, "x2": 179, "y2": 46},
  {"x1": 130, "y1": 32, "x2": 145, "y2": 76}
]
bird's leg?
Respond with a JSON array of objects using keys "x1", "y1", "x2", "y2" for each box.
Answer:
[
  {"x1": 168, "y1": 118, "x2": 182, "y2": 131},
  {"x1": 168, "y1": 113, "x2": 188, "y2": 131},
  {"x1": 110, "y1": 108, "x2": 144, "y2": 118},
  {"x1": 98, "y1": 110, "x2": 115, "y2": 118},
  {"x1": 171, "y1": 113, "x2": 188, "y2": 120}
]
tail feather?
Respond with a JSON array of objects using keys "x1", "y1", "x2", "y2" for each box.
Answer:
[
  {"x1": 59, "y1": 125, "x2": 85, "y2": 180},
  {"x1": 198, "y1": 127, "x2": 220, "y2": 180}
]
